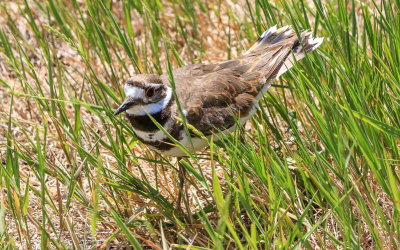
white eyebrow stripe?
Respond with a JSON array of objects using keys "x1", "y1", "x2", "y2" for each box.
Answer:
[
  {"x1": 146, "y1": 83, "x2": 163, "y2": 88},
  {"x1": 124, "y1": 85, "x2": 144, "y2": 99}
]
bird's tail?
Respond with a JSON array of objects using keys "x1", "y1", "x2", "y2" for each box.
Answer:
[{"x1": 245, "y1": 25, "x2": 323, "y2": 79}]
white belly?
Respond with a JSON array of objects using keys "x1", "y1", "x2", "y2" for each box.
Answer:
[{"x1": 155, "y1": 114, "x2": 250, "y2": 157}]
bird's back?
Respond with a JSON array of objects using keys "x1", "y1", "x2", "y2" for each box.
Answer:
[{"x1": 163, "y1": 25, "x2": 323, "y2": 136}]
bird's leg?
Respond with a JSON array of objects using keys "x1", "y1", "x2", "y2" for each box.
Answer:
[
  {"x1": 176, "y1": 157, "x2": 186, "y2": 211},
  {"x1": 240, "y1": 124, "x2": 246, "y2": 145}
]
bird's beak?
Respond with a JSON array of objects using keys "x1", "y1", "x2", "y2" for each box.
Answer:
[{"x1": 114, "y1": 99, "x2": 134, "y2": 116}]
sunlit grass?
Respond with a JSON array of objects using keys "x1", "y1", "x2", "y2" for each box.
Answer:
[{"x1": 1, "y1": 0, "x2": 399, "y2": 248}]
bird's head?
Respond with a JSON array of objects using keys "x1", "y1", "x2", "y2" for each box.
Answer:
[{"x1": 114, "y1": 74, "x2": 172, "y2": 116}]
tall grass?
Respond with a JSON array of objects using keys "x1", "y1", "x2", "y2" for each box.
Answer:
[{"x1": 1, "y1": 0, "x2": 399, "y2": 248}]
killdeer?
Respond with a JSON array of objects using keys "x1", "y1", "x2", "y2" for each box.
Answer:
[
  {"x1": 114, "y1": 26, "x2": 323, "y2": 210},
  {"x1": 114, "y1": 26, "x2": 323, "y2": 157}
]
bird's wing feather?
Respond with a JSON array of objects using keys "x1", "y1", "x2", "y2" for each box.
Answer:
[
  {"x1": 165, "y1": 54, "x2": 286, "y2": 135},
  {"x1": 161, "y1": 26, "x2": 322, "y2": 136}
]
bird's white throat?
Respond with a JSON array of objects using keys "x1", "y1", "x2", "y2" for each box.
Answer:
[{"x1": 126, "y1": 86, "x2": 173, "y2": 116}]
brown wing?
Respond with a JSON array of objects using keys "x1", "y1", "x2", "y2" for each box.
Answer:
[
  {"x1": 161, "y1": 26, "x2": 322, "y2": 135},
  {"x1": 162, "y1": 53, "x2": 288, "y2": 135},
  {"x1": 179, "y1": 69, "x2": 262, "y2": 135}
]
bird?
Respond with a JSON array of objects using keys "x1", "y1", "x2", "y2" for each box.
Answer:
[{"x1": 114, "y1": 25, "x2": 323, "y2": 210}]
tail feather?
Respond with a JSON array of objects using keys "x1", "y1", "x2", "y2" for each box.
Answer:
[
  {"x1": 277, "y1": 32, "x2": 323, "y2": 78},
  {"x1": 245, "y1": 25, "x2": 323, "y2": 78}
]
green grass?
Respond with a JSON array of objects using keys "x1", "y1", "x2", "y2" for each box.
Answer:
[{"x1": 1, "y1": 0, "x2": 400, "y2": 248}]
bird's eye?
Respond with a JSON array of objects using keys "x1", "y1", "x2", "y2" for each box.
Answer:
[{"x1": 145, "y1": 87, "x2": 156, "y2": 98}]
